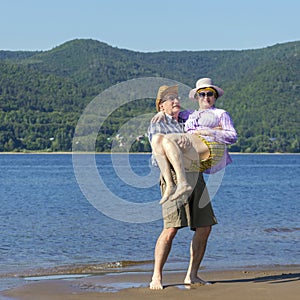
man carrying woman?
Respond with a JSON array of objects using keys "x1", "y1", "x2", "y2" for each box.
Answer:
[
  {"x1": 147, "y1": 79, "x2": 233, "y2": 289},
  {"x1": 150, "y1": 78, "x2": 237, "y2": 204}
]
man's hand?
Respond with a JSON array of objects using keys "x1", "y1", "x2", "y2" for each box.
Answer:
[
  {"x1": 177, "y1": 135, "x2": 191, "y2": 149},
  {"x1": 151, "y1": 112, "x2": 166, "y2": 123}
]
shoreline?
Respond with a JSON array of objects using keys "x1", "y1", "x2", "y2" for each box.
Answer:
[
  {"x1": 0, "y1": 151, "x2": 299, "y2": 155},
  {"x1": 2, "y1": 265, "x2": 299, "y2": 300}
]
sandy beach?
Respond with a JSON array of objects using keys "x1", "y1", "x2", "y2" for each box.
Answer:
[{"x1": 2, "y1": 266, "x2": 299, "y2": 300}]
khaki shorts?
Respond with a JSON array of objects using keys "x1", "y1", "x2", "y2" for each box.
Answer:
[{"x1": 161, "y1": 171, "x2": 218, "y2": 230}]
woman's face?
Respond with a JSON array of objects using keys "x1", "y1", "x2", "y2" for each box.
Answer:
[{"x1": 196, "y1": 89, "x2": 216, "y2": 109}]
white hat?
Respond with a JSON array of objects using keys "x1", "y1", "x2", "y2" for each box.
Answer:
[{"x1": 189, "y1": 78, "x2": 224, "y2": 99}]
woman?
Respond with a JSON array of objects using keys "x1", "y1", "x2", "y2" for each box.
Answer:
[{"x1": 150, "y1": 78, "x2": 237, "y2": 204}]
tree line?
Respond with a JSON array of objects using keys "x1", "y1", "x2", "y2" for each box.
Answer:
[{"x1": 0, "y1": 39, "x2": 299, "y2": 152}]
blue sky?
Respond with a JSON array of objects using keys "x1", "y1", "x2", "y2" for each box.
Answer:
[{"x1": 1, "y1": 0, "x2": 299, "y2": 52}]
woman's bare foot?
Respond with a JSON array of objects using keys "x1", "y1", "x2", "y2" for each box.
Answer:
[
  {"x1": 149, "y1": 277, "x2": 163, "y2": 290},
  {"x1": 159, "y1": 185, "x2": 176, "y2": 204},
  {"x1": 169, "y1": 184, "x2": 193, "y2": 201},
  {"x1": 184, "y1": 275, "x2": 211, "y2": 285}
]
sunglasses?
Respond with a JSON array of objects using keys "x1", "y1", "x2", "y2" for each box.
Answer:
[{"x1": 197, "y1": 91, "x2": 215, "y2": 98}]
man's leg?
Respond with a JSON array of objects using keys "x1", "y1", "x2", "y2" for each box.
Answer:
[
  {"x1": 150, "y1": 227, "x2": 178, "y2": 289},
  {"x1": 184, "y1": 226, "x2": 212, "y2": 284}
]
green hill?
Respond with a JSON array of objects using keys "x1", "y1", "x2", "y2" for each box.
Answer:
[{"x1": 0, "y1": 38, "x2": 299, "y2": 152}]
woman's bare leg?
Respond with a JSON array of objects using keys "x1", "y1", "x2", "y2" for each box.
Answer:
[
  {"x1": 185, "y1": 134, "x2": 210, "y2": 161},
  {"x1": 161, "y1": 134, "x2": 193, "y2": 201},
  {"x1": 152, "y1": 133, "x2": 211, "y2": 203},
  {"x1": 151, "y1": 134, "x2": 176, "y2": 204},
  {"x1": 163, "y1": 134, "x2": 210, "y2": 201}
]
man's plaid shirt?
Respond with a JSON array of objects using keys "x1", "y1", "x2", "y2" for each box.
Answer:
[{"x1": 147, "y1": 113, "x2": 184, "y2": 166}]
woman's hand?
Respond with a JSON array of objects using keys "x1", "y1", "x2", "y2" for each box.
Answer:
[
  {"x1": 194, "y1": 129, "x2": 213, "y2": 136},
  {"x1": 213, "y1": 126, "x2": 222, "y2": 130},
  {"x1": 194, "y1": 126, "x2": 223, "y2": 136}
]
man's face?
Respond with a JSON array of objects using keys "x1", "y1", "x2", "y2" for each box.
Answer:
[{"x1": 159, "y1": 93, "x2": 181, "y2": 116}]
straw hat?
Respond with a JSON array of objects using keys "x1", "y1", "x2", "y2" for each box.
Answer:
[
  {"x1": 189, "y1": 78, "x2": 224, "y2": 99},
  {"x1": 155, "y1": 85, "x2": 178, "y2": 112}
]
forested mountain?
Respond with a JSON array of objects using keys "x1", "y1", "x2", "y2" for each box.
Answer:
[{"x1": 0, "y1": 39, "x2": 299, "y2": 152}]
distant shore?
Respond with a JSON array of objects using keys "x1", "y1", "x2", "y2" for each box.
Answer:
[
  {"x1": 2, "y1": 266, "x2": 299, "y2": 300},
  {"x1": 0, "y1": 151, "x2": 299, "y2": 155}
]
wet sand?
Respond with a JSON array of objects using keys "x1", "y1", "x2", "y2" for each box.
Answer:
[{"x1": 2, "y1": 266, "x2": 299, "y2": 300}]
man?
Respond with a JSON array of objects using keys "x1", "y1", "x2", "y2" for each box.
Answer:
[{"x1": 147, "y1": 85, "x2": 217, "y2": 290}]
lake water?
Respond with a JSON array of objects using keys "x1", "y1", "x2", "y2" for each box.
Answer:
[{"x1": 0, "y1": 153, "x2": 299, "y2": 291}]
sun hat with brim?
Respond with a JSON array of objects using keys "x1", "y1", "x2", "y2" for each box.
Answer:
[
  {"x1": 155, "y1": 85, "x2": 178, "y2": 112},
  {"x1": 189, "y1": 78, "x2": 224, "y2": 100}
]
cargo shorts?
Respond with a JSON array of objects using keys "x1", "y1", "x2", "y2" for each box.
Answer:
[{"x1": 161, "y1": 171, "x2": 218, "y2": 230}]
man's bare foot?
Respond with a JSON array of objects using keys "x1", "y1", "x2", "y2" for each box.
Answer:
[
  {"x1": 150, "y1": 278, "x2": 163, "y2": 290},
  {"x1": 159, "y1": 186, "x2": 176, "y2": 204},
  {"x1": 169, "y1": 184, "x2": 193, "y2": 201},
  {"x1": 184, "y1": 275, "x2": 211, "y2": 285}
]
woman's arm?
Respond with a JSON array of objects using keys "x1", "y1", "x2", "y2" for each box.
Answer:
[{"x1": 209, "y1": 112, "x2": 237, "y2": 144}]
